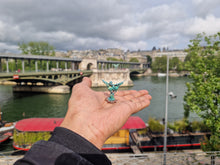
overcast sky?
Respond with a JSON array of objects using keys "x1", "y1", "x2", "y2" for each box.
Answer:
[{"x1": 0, "y1": 0, "x2": 220, "y2": 53}]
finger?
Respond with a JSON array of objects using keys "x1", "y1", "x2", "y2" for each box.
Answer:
[
  {"x1": 112, "y1": 94, "x2": 151, "y2": 116},
  {"x1": 116, "y1": 90, "x2": 149, "y2": 101},
  {"x1": 126, "y1": 95, "x2": 151, "y2": 114},
  {"x1": 81, "y1": 77, "x2": 92, "y2": 87},
  {"x1": 116, "y1": 90, "x2": 149, "y2": 97},
  {"x1": 115, "y1": 90, "x2": 136, "y2": 96}
]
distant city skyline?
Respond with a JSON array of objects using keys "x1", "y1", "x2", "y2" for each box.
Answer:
[{"x1": 0, "y1": 0, "x2": 220, "y2": 53}]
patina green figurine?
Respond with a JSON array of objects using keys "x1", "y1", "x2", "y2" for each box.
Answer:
[{"x1": 102, "y1": 80, "x2": 123, "y2": 103}]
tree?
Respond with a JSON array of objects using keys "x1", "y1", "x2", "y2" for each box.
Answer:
[
  {"x1": 151, "y1": 56, "x2": 167, "y2": 72},
  {"x1": 146, "y1": 55, "x2": 152, "y2": 67},
  {"x1": 129, "y1": 57, "x2": 139, "y2": 62},
  {"x1": 169, "y1": 57, "x2": 183, "y2": 72},
  {"x1": 106, "y1": 57, "x2": 123, "y2": 61},
  {"x1": 184, "y1": 33, "x2": 220, "y2": 158},
  {"x1": 18, "y1": 41, "x2": 55, "y2": 56}
]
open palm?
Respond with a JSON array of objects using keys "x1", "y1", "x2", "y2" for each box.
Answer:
[{"x1": 61, "y1": 77, "x2": 151, "y2": 149}]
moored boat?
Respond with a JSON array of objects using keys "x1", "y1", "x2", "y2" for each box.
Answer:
[
  {"x1": 158, "y1": 73, "x2": 166, "y2": 77},
  {"x1": 0, "y1": 134, "x2": 10, "y2": 143},
  {"x1": 0, "y1": 109, "x2": 15, "y2": 143},
  {"x1": 13, "y1": 118, "x2": 62, "y2": 151},
  {"x1": 12, "y1": 117, "x2": 210, "y2": 152}
]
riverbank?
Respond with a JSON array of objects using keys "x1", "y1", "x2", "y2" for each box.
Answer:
[{"x1": 131, "y1": 70, "x2": 189, "y2": 77}]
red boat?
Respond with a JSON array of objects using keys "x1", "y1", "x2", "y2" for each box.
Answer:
[
  {"x1": 0, "y1": 123, "x2": 15, "y2": 143},
  {"x1": 0, "y1": 134, "x2": 10, "y2": 143},
  {"x1": 12, "y1": 117, "x2": 209, "y2": 153},
  {"x1": 0, "y1": 108, "x2": 15, "y2": 144}
]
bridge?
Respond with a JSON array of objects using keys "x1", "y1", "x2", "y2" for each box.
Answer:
[
  {"x1": 0, "y1": 70, "x2": 92, "y2": 86},
  {"x1": 0, "y1": 54, "x2": 148, "y2": 93}
]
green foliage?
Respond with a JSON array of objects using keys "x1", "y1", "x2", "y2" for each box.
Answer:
[
  {"x1": 146, "y1": 55, "x2": 152, "y2": 67},
  {"x1": 184, "y1": 32, "x2": 220, "y2": 151},
  {"x1": 18, "y1": 41, "x2": 55, "y2": 56},
  {"x1": 167, "y1": 122, "x2": 176, "y2": 132},
  {"x1": 201, "y1": 135, "x2": 220, "y2": 151},
  {"x1": 191, "y1": 120, "x2": 202, "y2": 132},
  {"x1": 151, "y1": 56, "x2": 184, "y2": 73},
  {"x1": 169, "y1": 57, "x2": 183, "y2": 72},
  {"x1": 106, "y1": 57, "x2": 123, "y2": 61},
  {"x1": 13, "y1": 129, "x2": 51, "y2": 147},
  {"x1": 129, "y1": 57, "x2": 139, "y2": 62},
  {"x1": 148, "y1": 117, "x2": 164, "y2": 133},
  {"x1": 151, "y1": 56, "x2": 167, "y2": 72},
  {"x1": 1, "y1": 59, "x2": 58, "y2": 72},
  {"x1": 168, "y1": 119, "x2": 210, "y2": 133},
  {"x1": 173, "y1": 118, "x2": 189, "y2": 133}
]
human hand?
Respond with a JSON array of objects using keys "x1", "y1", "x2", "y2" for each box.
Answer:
[{"x1": 60, "y1": 77, "x2": 151, "y2": 149}]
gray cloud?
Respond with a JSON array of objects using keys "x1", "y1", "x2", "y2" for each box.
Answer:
[
  {"x1": 0, "y1": 0, "x2": 220, "y2": 53},
  {"x1": 192, "y1": 0, "x2": 220, "y2": 17}
]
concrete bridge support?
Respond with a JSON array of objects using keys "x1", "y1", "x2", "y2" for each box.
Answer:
[
  {"x1": 35, "y1": 61, "x2": 38, "y2": 72},
  {"x1": 0, "y1": 58, "x2": 2, "y2": 72},
  {"x1": 22, "y1": 59, "x2": 25, "y2": 73},
  {"x1": 6, "y1": 58, "x2": 9, "y2": 73},
  {"x1": 47, "y1": 60, "x2": 49, "y2": 72}
]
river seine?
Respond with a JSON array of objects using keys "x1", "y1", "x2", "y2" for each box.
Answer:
[{"x1": 0, "y1": 76, "x2": 199, "y2": 123}]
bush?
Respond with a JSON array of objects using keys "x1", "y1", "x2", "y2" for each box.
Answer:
[
  {"x1": 148, "y1": 117, "x2": 164, "y2": 133},
  {"x1": 173, "y1": 118, "x2": 189, "y2": 133},
  {"x1": 129, "y1": 58, "x2": 139, "y2": 63},
  {"x1": 191, "y1": 120, "x2": 201, "y2": 132},
  {"x1": 13, "y1": 129, "x2": 51, "y2": 146}
]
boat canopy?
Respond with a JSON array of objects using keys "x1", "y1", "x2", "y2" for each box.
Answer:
[
  {"x1": 121, "y1": 116, "x2": 146, "y2": 130},
  {"x1": 15, "y1": 118, "x2": 63, "y2": 132},
  {"x1": 15, "y1": 116, "x2": 146, "y2": 132}
]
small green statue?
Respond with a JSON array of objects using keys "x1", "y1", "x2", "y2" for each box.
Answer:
[{"x1": 102, "y1": 80, "x2": 123, "y2": 103}]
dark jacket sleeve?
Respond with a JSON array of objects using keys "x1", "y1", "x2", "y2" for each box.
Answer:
[{"x1": 14, "y1": 127, "x2": 111, "y2": 165}]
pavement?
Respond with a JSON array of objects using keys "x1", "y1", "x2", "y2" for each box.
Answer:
[{"x1": 1, "y1": 149, "x2": 220, "y2": 165}]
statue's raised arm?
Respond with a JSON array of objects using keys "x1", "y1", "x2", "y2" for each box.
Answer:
[
  {"x1": 116, "y1": 81, "x2": 123, "y2": 87},
  {"x1": 102, "y1": 80, "x2": 109, "y2": 87}
]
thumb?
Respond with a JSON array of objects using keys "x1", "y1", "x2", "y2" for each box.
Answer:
[{"x1": 81, "y1": 77, "x2": 92, "y2": 87}]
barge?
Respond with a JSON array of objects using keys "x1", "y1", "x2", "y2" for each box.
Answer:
[
  {"x1": 12, "y1": 117, "x2": 209, "y2": 153},
  {"x1": 0, "y1": 110, "x2": 15, "y2": 144}
]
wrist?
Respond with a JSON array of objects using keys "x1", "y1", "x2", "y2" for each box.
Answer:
[
  {"x1": 49, "y1": 127, "x2": 104, "y2": 153},
  {"x1": 60, "y1": 119, "x2": 106, "y2": 150}
]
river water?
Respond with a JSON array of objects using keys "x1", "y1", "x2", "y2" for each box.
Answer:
[
  {"x1": 0, "y1": 76, "x2": 200, "y2": 153},
  {"x1": 0, "y1": 76, "x2": 199, "y2": 123}
]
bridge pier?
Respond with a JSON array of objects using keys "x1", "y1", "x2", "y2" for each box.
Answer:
[
  {"x1": 6, "y1": 58, "x2": 9, "y2": 73},
  {"x1": 22, "y1": 59, "x2": 25, "y2": 73},
  {"x1": 35, "y1": 61, "x2": 38, "y2": 72},
  {"x1": 0, "y1": 58, "x2": 2, "y2": 72}
]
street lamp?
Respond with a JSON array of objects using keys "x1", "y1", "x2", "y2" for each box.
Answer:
[{"x1": 163, "y1": 55, "x2": 169, "y2": 165}]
